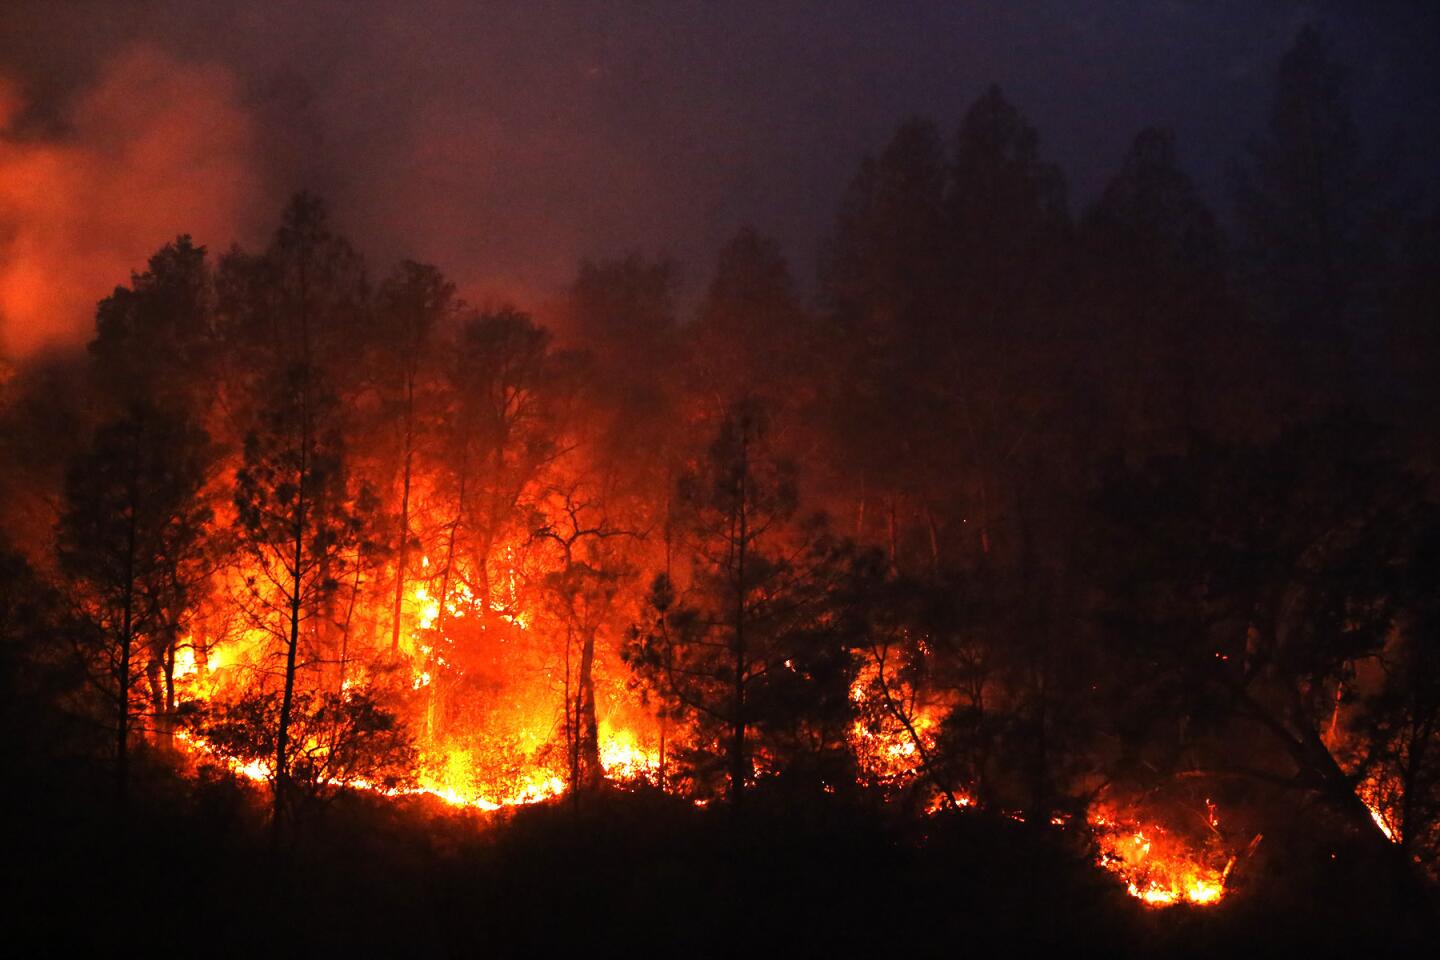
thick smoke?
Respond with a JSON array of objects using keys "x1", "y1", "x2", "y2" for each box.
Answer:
[
  {"x1": 0, "y1": 46, "x2": 259, "y2": 357},
  {"x1": 1, "y1": 1, "x2": 1435, "y2": 358}
]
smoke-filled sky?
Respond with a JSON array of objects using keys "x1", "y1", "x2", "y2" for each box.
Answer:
[{"x1": 1, "y1": 0, "x2": 1436, "y2": 357}]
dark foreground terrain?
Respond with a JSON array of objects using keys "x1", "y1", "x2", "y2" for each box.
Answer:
[{"x1": 5, "y1": 745, "x2": 1434, "y2": 958}]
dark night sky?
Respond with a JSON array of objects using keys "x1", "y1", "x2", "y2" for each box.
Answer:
[{"x1": 1, "y1": 0, "x2": 1436, "y2": 353}]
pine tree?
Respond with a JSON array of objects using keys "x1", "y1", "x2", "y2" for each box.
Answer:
[
  {"x1": 234, "y1": 362, "x2": 369, "y2": 838},
  {"x1": 57, "y1": 404, "x2": 214, "y2": 810},
  {"x1": 1232, "y1": 25, "x2": 1376, "y2": 405},
  {"x1": 374, "y1": 261, "x2": 453, "y2": 656},
  {"x1": 627, "y1": 401, "x2": 848, "y2": 805}
]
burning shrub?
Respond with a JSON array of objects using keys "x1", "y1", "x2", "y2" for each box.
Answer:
[
  {"x1": 1089, "y1": 794, "x2": 1238, "y2": 907},
  {"x1": 195, "y1": 684, "x2": 417, "y2": 808}
]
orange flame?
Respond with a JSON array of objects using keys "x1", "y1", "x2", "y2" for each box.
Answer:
[{"x1": 1090, "y1": 801, "x2": 1232, "y2": 907}]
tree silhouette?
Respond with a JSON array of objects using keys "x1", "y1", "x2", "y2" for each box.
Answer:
[
  {"x1": 234, "y1": 363, "x2": 372, "y2": 840},
  {"x1": 1096, "y1": 417, "x2": 1422, "y2": 871},
  {"x1": 224, "y1": 195, "x2": 376, "y2": 840},
  {"x1": 1080, "y1": 127, "x2": 1231, "y2": 449},
  {"x1": 57, "y1": 404, "x2": 213, "y2": 810},
  {"x1": 1232, "y1": 25, "x2": 1376, "y2": 408},
  {"x1": 534, "y1": 481, "x2": 635, "y2": 792},
  {"x1": 373, "y1": 261, "x2": 454, "y2": 656},
  {"x1": 690, "y1": 226, "x2": 809, "y2": 413},
  {"x1": 90, "y1": 235, "x2": 215, "y2": 415},
  {"x1": 627, "y1": 401, "x2": 848, "y2": 805}
]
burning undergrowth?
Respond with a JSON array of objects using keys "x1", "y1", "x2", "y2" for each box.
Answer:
[{"x1": 164, "y1": 580, "x2": 1252, "y2": 910}]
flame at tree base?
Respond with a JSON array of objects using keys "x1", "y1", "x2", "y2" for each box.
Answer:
[
  {"x1": 175, "y1": 720, "x2": 660, "y2": 813},
  {"x1": 172, "y1": 641, "x2": 1238, "y2": 908},
  {"x1": 175, "y1": 724, "x2": 1248, "y2": 911}
]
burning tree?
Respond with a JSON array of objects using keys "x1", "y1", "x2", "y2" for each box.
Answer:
[
  {"x1": 371, "y1": 260, "x2": 454, "y2": 657},
  {"x1": 430, "y1": 307, "x2": 565, "y2": 631},
  {"x1": 232, "y1": 361, "x2": 380, "y2": 836},
  {"x1": 221, "y1": 195, "x2": 388, "y2": 838},
  {"x1": 1350, "y1": 508, "x2": 1440, "y2": 876},
  {"x1": 406, "y1": 306, "x2": 575, "y2": 782},
  {"x1": 534, "y1": 481, "x2": 636, "y2": 792}
]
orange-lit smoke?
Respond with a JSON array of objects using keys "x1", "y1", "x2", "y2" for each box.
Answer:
[{"x1": 0, "y1": 46, "x2": 258, "y2": 357}]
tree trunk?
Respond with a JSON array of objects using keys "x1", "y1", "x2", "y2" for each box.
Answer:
[
  {"x1": 887, "y1": 495, "x2": 899, "y2": 574},
  {"x1": 871, "y1": 642, "x2": 959, "y2": 811},
  {"x1": 164, "y1": 634, "x2": 176, "y2": 715},
  {"x1": 116, "y1": 464, "x2": 139, "y2": 815},
  {"x1": 274, "y1": 414, "x2": 308, "y2": 847},
  {"x1": 117, "y1": 584, "x2": 133, "y2": 814},
  {"x1": 435, "y1": 477, "x2": 464, "y2": 641},
  {"x1": 577, "y1": 628, "x2": 601, "y2": 785},
  {"x1": 338, "y1": 558, "x2": 363, "y2": 692},
  {"x1": 390, "y1": 372, "x2": 415, "y2": 656},
  {"x1": 730, "y1": 437, "x2": 749, "y2": 809},
  {"x1": 146, "y1": 657, "x2": 165, "y2": 722},
  {"x1": 564, "y1": 621, "x2": 576, "y2": 797}
]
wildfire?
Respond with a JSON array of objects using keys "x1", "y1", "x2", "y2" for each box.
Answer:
[
  {"x1": 1090, "y1": 802, "x2": 1233, "y2": 907},
  {"x1": 177, "y1": 721, "x2": 661, "y2": 812},
  {"x1": 165, "y1": 538, "x2": 1246, "y2": 909},
  {"x1": 169, "y1": 637, "x2": 226, "y2": 701},
  {"x1": 154, "y1": 541, "x2": 625, "y2": 814},
  {"x1": 1358, "y1": 778, "x2": 1401, "y2": 843},
  {"x1": 176, "y1": 730, "x2": 273, "y2": 783},
  {"x1": 412, "y1": 583, "x2": 440, "y2": 632},
  {"x1": 597, "y1": 723, "x2": 659, "y2": 782},
  {"x1": 849, "y1": 660, "x2": 941, "y2": 789}
]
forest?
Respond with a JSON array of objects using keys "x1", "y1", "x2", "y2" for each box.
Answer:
[{"x1": 1, "y1": 24, "x2": 1437, "y2": 954}]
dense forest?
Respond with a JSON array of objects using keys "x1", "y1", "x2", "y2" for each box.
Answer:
[{"x1": 2, "y1": 25, "x2": 1438, "y2": 953}]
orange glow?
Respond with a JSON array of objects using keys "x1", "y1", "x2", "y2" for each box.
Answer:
[
  {"x1": 1090, "y1": 801, "x2": 1232, "y2": 908},
  {"x1": 166, "y1": 493, "x2": 1239, "y2": 910},
  {"x1": 0, "y1": 48, "x2": 257, "y2": 357},
  {"x1": 849, "y1": 659, "x2": 941, "y2": 790},
  {"x1": 171, "y1": 514, "x2": 663, "y2": 814},
  {"x1": 1359, "y1": 778, "x2": 1401, "y2": 844}
]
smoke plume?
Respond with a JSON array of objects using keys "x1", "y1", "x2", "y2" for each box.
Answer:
[{"x1": 0, "y1": 46, "x2": 258, "y2": 357}]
